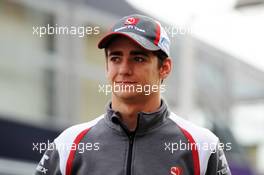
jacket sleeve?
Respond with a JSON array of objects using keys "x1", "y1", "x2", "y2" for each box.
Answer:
[
  {"x1": 205, "y1": 143, "x2": 232, "y2": 175},
  {"x1": 35, "y1": 143, "x2": 62, "y2": 175}
]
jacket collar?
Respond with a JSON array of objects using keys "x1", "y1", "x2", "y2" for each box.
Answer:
[{"x1": 104, "y1": 99, "x2": 170, "y2": 135}]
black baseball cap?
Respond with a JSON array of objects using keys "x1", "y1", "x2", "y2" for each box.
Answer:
[{"x1": 98, "y1": 14, "x2": 170, "y2": 57}]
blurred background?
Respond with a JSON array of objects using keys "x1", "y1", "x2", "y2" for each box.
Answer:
[{"x1": 0, "y1": 0, "x2": 264, "y2": 174}]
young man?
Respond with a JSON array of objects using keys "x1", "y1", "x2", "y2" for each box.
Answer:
[{"x1": 35, "y1": 14, "x2": 231, "y2": 175}]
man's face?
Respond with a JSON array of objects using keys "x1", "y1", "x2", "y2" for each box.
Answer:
[{"x1": 105, "y1": 36, "x2": 163, "y2": 101}]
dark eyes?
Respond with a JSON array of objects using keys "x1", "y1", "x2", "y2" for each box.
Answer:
[
  {"x1": 109, "y1": 56, "x2": 146, "y2": 63},
  {"x1": 110, "y1": 57, "x2": 121, "y2": 63},
  {"x1": 133, "y1": 56, "x2": 146, "y2": 62}
]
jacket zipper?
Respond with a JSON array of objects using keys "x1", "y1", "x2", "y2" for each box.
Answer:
[
  {"x1": 115, "y1": 114, "x2": 139, "y2": 175},
  {"x1": 126, "y1": 132, "x2": 135, "y2": 175}
]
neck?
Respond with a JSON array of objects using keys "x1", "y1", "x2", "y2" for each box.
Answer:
[{"x1": 111, "y1": 94, "x2": 161, "y2": 131}]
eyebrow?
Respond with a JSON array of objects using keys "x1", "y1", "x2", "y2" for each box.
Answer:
[
  {"x1": 130, "y1": 50, "x2": 149, "y2": 57},
  {"x1": 108, "y1": 51, "x2": 123, "y2": 56},
  {"x1": 108, "y1": 50, "x2": 149, "y2": 57}
]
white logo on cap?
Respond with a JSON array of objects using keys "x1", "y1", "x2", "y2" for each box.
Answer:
[{"x1": 125, "y1": 17, "x2": 139, "y2": 25}]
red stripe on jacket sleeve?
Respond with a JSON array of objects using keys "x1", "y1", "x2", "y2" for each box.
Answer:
[
  {"x1": 66, "y1": 128, "x2": 91, "y2": 175},
  {"x1": 178, "y1": 127, "x2": 200, "y2": 175},
  {"x1": 154, "y1": 22, "x2": 161, "y2": 45}
]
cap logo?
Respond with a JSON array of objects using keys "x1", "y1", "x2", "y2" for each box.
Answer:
[
  {"x1": 125, "y1": 17, "x2": 139, "y2": 25},
  {"x1": 170, "y1": 166, "x2": 183, "y2": 175}
]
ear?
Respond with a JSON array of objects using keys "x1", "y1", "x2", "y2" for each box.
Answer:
[{"x1": 159, "y1": 58, "x2": 172, "y2": 80}]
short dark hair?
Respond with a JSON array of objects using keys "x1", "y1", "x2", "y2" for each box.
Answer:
[{"x1": 153, "y1": 50, "x2": 168, "y2": 69}]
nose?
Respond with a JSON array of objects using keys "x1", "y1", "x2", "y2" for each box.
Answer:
[{"x1": 118, "y1": 59, "x2": 132, "y2": 75}]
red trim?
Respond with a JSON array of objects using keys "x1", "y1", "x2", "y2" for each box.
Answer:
[
  {"x1": 178, "y1": 127, "x2": 200, "y2": 175},
  {"x1": 66, "y1": 128, "x2": 91, "y2": 175},
  {"x1": 154, "y1": 22, "x2": 161, "y2": 45}
]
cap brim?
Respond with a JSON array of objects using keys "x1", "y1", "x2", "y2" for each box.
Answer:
[{"x1": 98, "y1": 32, "x2": 160, "y2": 51}]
